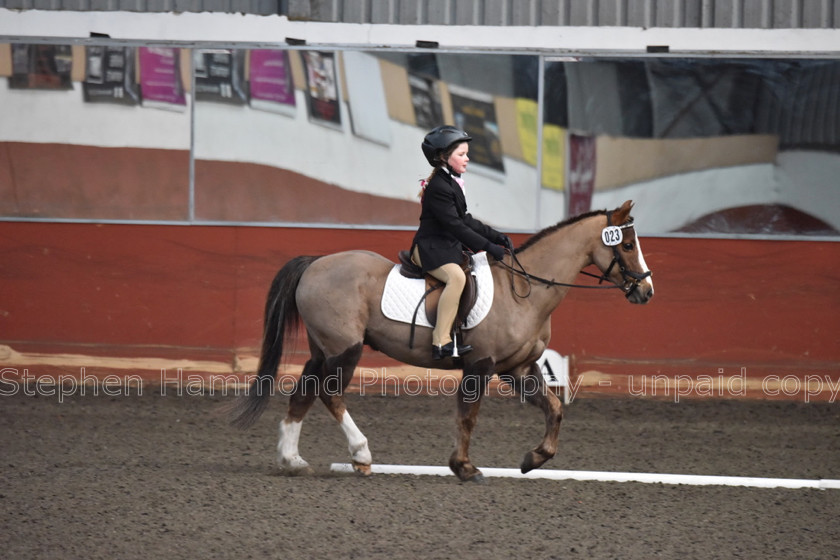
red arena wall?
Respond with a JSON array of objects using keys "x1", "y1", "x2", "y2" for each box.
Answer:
[{"x1": 1, "y1": 221, "x2": 838, "y2": 400}]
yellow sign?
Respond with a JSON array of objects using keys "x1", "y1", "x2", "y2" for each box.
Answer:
[
  {"x1": 542, "y1": 124, "x2": 565, "y2": 191},
  {"x1": 515, "y1": 98, "x2": 565, "y2": 190},
  {"x1": 515, "y1": 98, "x2": 539, "y2": 166}
]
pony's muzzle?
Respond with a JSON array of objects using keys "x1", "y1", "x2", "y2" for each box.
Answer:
[{"x1": 626, "y1": 281, "x2": 654, "y2": 304}]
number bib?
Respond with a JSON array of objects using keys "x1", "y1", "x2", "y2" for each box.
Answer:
[{"x1": 601, "y1": 226, "x2": 623, "y2": 246}]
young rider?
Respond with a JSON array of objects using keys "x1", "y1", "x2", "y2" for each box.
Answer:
[{"x1": 411, "y1": 125, "x2": 511, "y2": 360}]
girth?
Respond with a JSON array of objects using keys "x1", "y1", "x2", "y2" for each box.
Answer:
[{"x1": 397, "y1": 250, "x2": 479, "y2": 348}]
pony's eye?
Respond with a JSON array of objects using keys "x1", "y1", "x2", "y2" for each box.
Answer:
[{"x1": 622, "y1": 242, "x2": 634, "y2": 251}]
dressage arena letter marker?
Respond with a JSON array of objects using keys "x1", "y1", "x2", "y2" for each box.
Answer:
[{"x1": 601, "y1": 226, "x2": 623, "y2": 246}]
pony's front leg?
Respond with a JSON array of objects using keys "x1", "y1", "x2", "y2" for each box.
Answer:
[
  {"x1": 500, "y1": 362, "x2": 564, "y2": 473},
  {"x1": 449, "y1": 357, "x2": 495, "y2": 483}
]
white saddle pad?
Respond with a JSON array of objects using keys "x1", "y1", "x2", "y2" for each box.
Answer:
[{"x1": 381, "y1": 252, "x2": 494, "y2": 329}]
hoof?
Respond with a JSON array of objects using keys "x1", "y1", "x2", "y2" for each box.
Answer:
[
  {"x1": 520, "y1": 449, "x2": 552, "y2": 474},
  {"x1": 280, "y1": 464, "x2": 314, "y2": 476},
  {"x1": 278, "y1": 455, "x2": 313, "y2": 476},
  {"x1": 450, "y1": 456, "x2": 484, "y2": 482},
  {"x1": 466, "y1": 472, "x2": 487, "y2": 484},
  {"x1": 352, "y1": 462, "x2": 373, "y2": 477}
]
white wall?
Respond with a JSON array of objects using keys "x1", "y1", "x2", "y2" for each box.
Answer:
[
  {"x1": 594, "y1": 164, "x2": 778, "y2": 233},
  {"x1": 776, "y1": 151, "x2": 840, "y2": 230},
  {"x1": 0, "y1": 83, "x2": 190, "y2": 149},
  {"x1": 593, "y1": 153, "x2": 840, "y2": 234}
]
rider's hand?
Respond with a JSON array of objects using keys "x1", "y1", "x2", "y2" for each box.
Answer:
[
  {"x1": 494, "y1": 232, "x2": 513, "y2": 251},
  {"x1": 497, "y1": 234, "x2": 514, "y2": 252},
  {"x1": 485, "y1": 243, "x2": 505, "y2": 261}
]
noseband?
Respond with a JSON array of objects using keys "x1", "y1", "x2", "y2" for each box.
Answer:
[{"x1": 598, "y1": 211, "x2": 652, "y2": 297}]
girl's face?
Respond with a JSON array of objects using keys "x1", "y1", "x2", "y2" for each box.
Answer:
[{"x1": 446, "y1": 142, "x2": 470, "y2": 175}]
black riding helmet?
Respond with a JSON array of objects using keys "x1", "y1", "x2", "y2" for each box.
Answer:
[{"x1": 421, "y1": 125, "x2": 472, "y2": 167}]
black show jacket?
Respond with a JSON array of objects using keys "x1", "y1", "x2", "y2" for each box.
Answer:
[{"x1": 411, "y1": 167, "x2": 501, "y2": 272}]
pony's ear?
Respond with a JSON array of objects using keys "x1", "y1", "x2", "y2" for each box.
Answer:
[{"x1": 613, "y1": 200, "x2": 634, "y2": 224}]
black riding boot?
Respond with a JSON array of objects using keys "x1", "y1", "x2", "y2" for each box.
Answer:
[{"x1": 432, "y1": 341, "x2": 473, "y2": 360}]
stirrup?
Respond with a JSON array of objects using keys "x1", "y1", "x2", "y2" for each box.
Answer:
[{"x1": 432, "y1": 340, "x2": 473, "y2": 360}]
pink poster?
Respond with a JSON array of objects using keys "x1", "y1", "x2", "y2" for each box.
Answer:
[
  {"x1": 568, "y1": 134, "x2": 597, "y2": 217},
  {"x1": 249, "y1": 49, "x2": 296, "y2": 109},
  {"x1": 139, "y1": 47, "x2": 186, "y2": 110}
]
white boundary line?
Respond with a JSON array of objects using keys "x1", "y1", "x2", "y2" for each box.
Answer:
[{"x1": 330, "y1": 463, "x2": 840, "y2": 490}]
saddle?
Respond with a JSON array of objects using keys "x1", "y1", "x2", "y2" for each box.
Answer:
[{"x1": 397, "y1": 250, "x2": 479, "y2": 348}]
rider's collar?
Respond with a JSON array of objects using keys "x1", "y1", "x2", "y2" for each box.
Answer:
[{"x1": 441, "y1": 166, "x2": 461, "y2": 178}]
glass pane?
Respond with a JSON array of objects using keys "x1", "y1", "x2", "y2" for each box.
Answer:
[
  {"x1": 0, "y1": 42, "x2": 191, "y2": 221},
  {"x1": 545, "y1": 56, "x2": 840, "y2": 237}
]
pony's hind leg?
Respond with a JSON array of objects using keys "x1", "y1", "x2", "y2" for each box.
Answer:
[
  {"x1": 499, "y1": 362, "x2": 564, "y2": 474},
  {"x1": 318, "y1": 343, "x2": 373, "y2": 475},
  {"x1": 277, "y1": 355, "x2": 323, "y2": 474},
  {"x1": 323, "y1": 399, "x2": 372, "y2": 475}
]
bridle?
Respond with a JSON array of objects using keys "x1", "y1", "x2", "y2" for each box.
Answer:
[
  {"x1": 498, "y1": 211, "x2": 652, "y2": 299},
  {"x1": 597, "y1": 211, "x2": 652, "y2": 298}
]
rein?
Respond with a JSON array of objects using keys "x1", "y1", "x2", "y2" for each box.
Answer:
[
  {"x1": 499, "y1": 252, "x2": 620, "y2": 298},
  {"x1": 499, "y1": 211, "x2": 651, "y2": 298}
]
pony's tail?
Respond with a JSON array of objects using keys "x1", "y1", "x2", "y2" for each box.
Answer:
[{"x1": 230, "y1": 255, "x2": 321, "y2": 429}]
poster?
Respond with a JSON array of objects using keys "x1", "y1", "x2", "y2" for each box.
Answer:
[
  {"x1": 568, "y1": 133, "x2": 596, "y2": 216},
  {"x1": 302, "y1": 51, "x2": 341, "y2": 127},
  {"x1": 83, "y1": 46, "x2": 140, "y2": 105},
  {"x1": 449, "y1": 85, "x2": 504, "y2": 173},
  {"x1": 409, "y1": 73, "x2": 443, "y2": 130},
  {"x1": 342, "y1": 51, "x2": 391, "y2": 144},
  {"x1": 515, "y1": 98, "x2": 539, "y2": 166},
  {"x1": 194, "y1": 50, "x2": 248, "y2": 105},
  {"x1": 541, "y1": 124, "x2": 566, "y2": 191},
  {"x1": 9, "y1": 44, "x2": 73, "y2": 90},
  {"x1": 515, "y1": 97, "x2": 567, "y2": 189},
  {"x1": 248, "y1": 49, "x2": 295, "y2": 114},
  {"x1": 138, "y1": 47, "x2": 186, "y2": 111}
]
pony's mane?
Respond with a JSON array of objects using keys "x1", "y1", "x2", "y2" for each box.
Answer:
[{"x1": 514, "y1": 209, "x2": 608, "y2": 254}]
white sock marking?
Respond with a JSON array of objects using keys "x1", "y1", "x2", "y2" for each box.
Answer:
[
  {"x1": 339, "y1": 412, "x2": 372, "y2": 465},
  {"x1": 277, "y1": 419, "x2": 309, "y2": 470}
]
